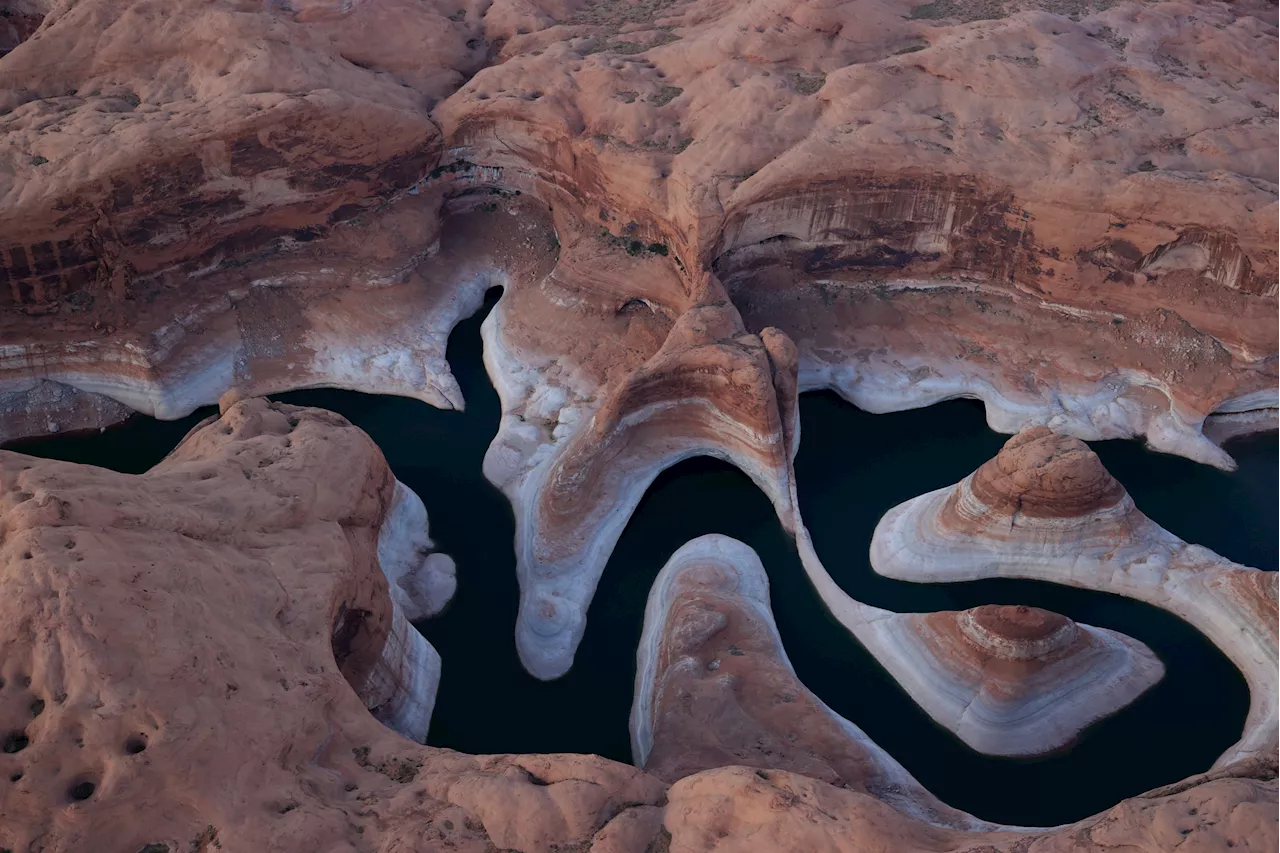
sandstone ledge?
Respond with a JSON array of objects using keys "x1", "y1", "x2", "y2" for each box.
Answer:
[
  {"x1": 859, "y1": 604, "x2": 1165, "y2": 757},
  {"x1": 870, "y1": 427, "x2": 1279, "y2": 768},
  {"x1": 0, "y1": 403, "x2": 1274, "y2": 852}
]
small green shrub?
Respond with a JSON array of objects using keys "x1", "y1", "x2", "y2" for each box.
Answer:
[
  {"x1": 907, "y1": 0, "x2": 1006, "y2": 21},
  {"x1": 651, "y1": 86, "x2": 682, "y2": 106},
  {"x1": 793, "y1": 72, "x2": 826, "y2": 95}
]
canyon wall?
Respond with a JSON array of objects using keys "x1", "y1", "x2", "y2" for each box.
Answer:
[
  {"x1": 1, "y1": 0, "x2": 1275, "y2": 462},
  {"x1": 0, "y1": 0, "x2": 1276, "y2": 848},
  {"x1": 871, "y1": 426, "x2": 1280, "y2": 768},
  {"x1": 0, "y1": 403, "x2": 1275, "y2": 852}
]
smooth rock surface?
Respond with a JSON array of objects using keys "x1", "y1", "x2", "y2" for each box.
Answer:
[
  {"x1": 484, "y1": 276, "x2": 802, "y2": 679},
  {"x1": 0, "y1": 402, "x2": 1274, "y2": 852},
  {"x1": 2, "y1": 0, "x2": 1276, "y2": 689},
  {"x1": 871, "y1": 426, "x2": 1279, "y2": 767},
  {"x1": 631, "y1": 534, "x2": 993, "y2": 830},
  {"x1": 858, "y1": 604, "x2": 1165, "y2": 756},
  {"x1": 0, "y1": 0, "x2": 1276, "y2": 845},
  {"x1": 378, "y1": 479, "x2": 458, "y2": 622}
]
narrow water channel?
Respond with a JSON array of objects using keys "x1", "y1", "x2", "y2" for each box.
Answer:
[{"x1": 5, "y1": 291, "x2": 1274, "y2": 826}]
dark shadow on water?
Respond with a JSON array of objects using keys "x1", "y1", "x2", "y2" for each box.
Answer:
[
  {"x1": 1092, "y1": 429, "x2": 1278, "y2": 573},
  {"x1": 7, "y1": 408, "x2": 217, "y2": 473},
  {"x1": 3, "y1": 292, "x2": 1272, "y2": 826}
]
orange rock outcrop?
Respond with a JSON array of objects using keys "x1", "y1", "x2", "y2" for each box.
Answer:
[
  {"x1": 0, "y1": 405, "x2": 1275, "y2": 852},
  {"x1": 0, "y1": 0, "x2": 1276, "y2": 847},
  {"x1": 872, "y1": 426, "x2": 1279, "y2": 768},
  {"x1": 876, "y1": 604, "x2": 1166, "y2": 756}
]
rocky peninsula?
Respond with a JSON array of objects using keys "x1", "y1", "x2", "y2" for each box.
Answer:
[
  {"x1": 630, "y1": 534, "x2": 994, "y2": 829},
  {"x1": 0, "y1": 0, "x2": 1276, "y2": 847},
  {"x1": 854, "y1": 603, "x2": 1165, "y2": 756},
  {"x1": 871, "y1": 426, "x2": 1280, "y2": 768},
  {"x1": 0, "y1": 406, "x2": 1274, "y2": 852}
]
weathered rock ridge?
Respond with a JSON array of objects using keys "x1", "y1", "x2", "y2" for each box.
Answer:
[
  {"x1": 484, "y1": 274, "x2": 801, "y2": 678},
  {"x1": 0, "y1": 405, "x2": 1275, "y2": 852},
  {"x1": 1, "y1": 0, "x2": 1275, "y2": 687},
  {"x1": 630, "y1": 534, "x2": 995, "y2": 830},
  {"x1": 871, "y1": 426, "x2": 1280, "y2": 768},
  {"x1": 856, "y1": 603, "x2": 1166, "y2": 756},
  {"x1": 0, "y1": 0, "x2": 1276, "y2": 847},
  {"x1": 1, "y1": 0, "x2": 1277, "y2": 464}
]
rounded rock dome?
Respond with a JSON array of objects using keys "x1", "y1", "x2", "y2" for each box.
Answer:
[{"x1": 958, "y1": 605, "x2": 1080, "y2": 660}]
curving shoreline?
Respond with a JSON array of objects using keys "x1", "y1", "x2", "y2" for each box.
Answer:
[
  {"x1": 870, "y1": 427, "x2": 1279, "y2": 768},
  {"x1": 2, "y1": 389, "x2": 1269, "y2": 845},
  {"x1": 631, "y1": 534, "x2": 1007, "y2": 831},
  {"x1": 0, "y1": 0, "x2": 1275, "y2": 843},
  {"x1": 850, "y1": 604, "x2": 1166, "y2": 757}
]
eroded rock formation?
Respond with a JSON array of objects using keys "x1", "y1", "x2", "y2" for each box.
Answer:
[
  {"x1": 858, "y1": 604, "x2": 1165, "y2": 756},
  {"x1": 1, "y1": 0, "x2": 1276, "y2": 460},
  {"x1": 379, "y1": 479, "x2": 458, "y2": 622},
  {"x1": 0, "y1": 398, "x2": 450, "y2": 747},
  {"x1": 1, "y1": 0, "x2": 1276, "y2": 680},
  {"x1": 484, "y1": 273, "x2": 802, "y2": 678},
  {"x1": 1, "y1": 0, "x2": 1276, "y2": 846},
  {"x1": 0, "y1": 398, "x2": 669, "y2": 851},
  {"x1": 630, "y1": 534, "x2": 992, "y2": 830},
  {"x1": 434, "y1": 0, "x2": 1278, "y2": 470},
  {"x1": 871, "y1": 426, "x2": 1280, "y2": 767},
  {"x1": 637, "y1": 534, "x2": 1164, "y2": 771},
  {"x1": 1, "y1": 406, "x2": 1275, "y2": 852}
]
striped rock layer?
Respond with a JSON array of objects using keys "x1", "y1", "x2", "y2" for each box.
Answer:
[
  {"x1": 871, "y1": 426, "x2": 1279, "y2": 767},
  {"x1": 859, "y1": 604, "x2": 1164, "y2": 757}
]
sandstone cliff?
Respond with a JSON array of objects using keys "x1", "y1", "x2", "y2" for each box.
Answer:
[
  {"x1": 0, "y1": 404, "x2": 1275, "y2": 852},
  {"x1": 871, "y1": 426, "x2": 1280, "y2": 768},
  {"x1": 1, "y1": 0, "x2": 1276, "y2": 847}
]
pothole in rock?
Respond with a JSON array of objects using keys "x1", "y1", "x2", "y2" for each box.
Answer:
[
  {"x1": 2, "y1": 731, "x2": 30, "y2": 753},
  {"x1": 67, "y1": 778, "x2": 96, "y2": 802}
]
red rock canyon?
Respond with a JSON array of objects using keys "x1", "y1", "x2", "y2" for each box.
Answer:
[{"x1": 0, "y1": 0, "x2": 1276, "y2": 848}]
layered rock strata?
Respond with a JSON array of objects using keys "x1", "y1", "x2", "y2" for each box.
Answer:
[
  {"x1": 433, "y1": 0, "x2": 1278, "y2": 471},
  {"x1": 637, "y1": 534, "x2": 1164, "y2": 768},
  {"x1": 871, "y1": 426, "x2": 1279, "y2": 767},
  {"x1": 0, "y1": 398, "x2": 450, "y2": 746},
  {"x1": 0, "y1": 0, "x2": 1276, "y2": 845},
  {"x1": 378, "y1": 479, "x2": 458, "y2": 622},
  {"x1": 484, "y1": 270, "x2": 802, "y2": 678},
  {"x1": 370, "y1": 477, "x2": 457, "y2": 739},
  {"x1": 1, "y1": 0, "x2": 1275, "y2": 470},
  {"x1": 0, "y1": 0, "x2": 475, "y2": 299},
  {"x1": 631, "y1": 534, "x2": 994, "y2": 830},
  {"x1": 1, "y1": 0, "x2": 1276, "y2": 690},
  {"x1": 856, "y1": 604, "x2": 1165, "y2": 756},
  {"x1": 0, "y1": 398, "x2": 679, "y2": 853},
  {"x1": 0, "y1": 402, "x2": 1274, "y2": 852},
  {"x1": 0, "y1": 197, "x2": 559, "y2": 445}
]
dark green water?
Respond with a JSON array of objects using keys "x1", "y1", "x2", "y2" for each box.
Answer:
[{"x1": 6, "y1": 291, "x2": 1276, "y2": 826}]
